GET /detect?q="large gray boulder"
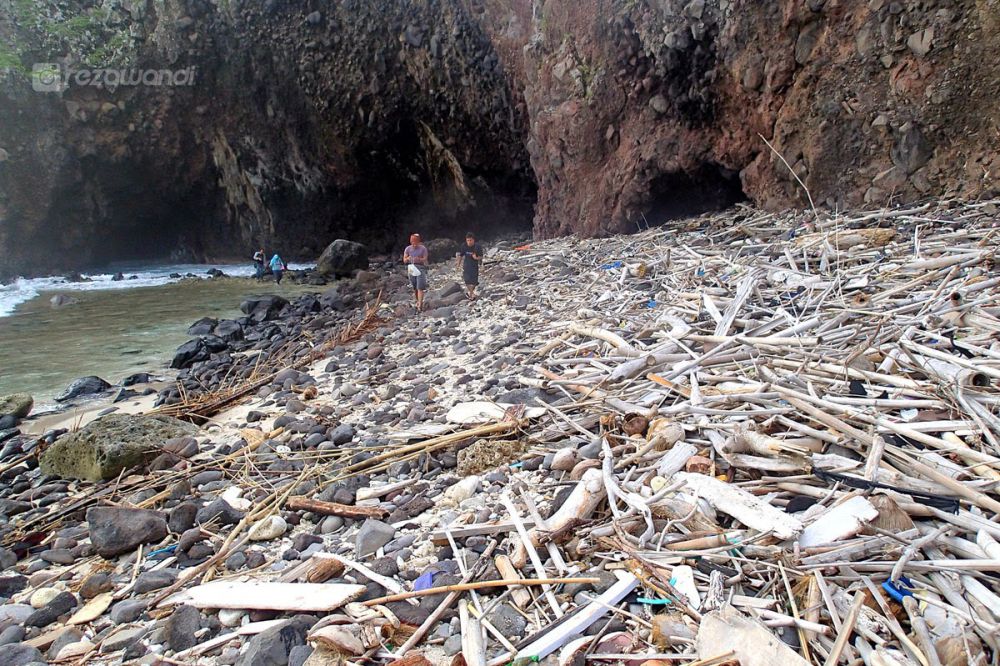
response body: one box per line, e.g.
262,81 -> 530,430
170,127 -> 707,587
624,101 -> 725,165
0,394 -> 33,419
316,240 -> 368,277
423,238 -> 460,264
39,414 -> 198,481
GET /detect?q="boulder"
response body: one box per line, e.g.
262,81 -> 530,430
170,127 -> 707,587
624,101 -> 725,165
171,335 -> 229,369
423,238 -> 460,264
187,317 -> 218,336
316,239 -> 369,277
0,394 -> 32,420
213,319 -> 244,341
55,376 -> 111,402
240,295 -> 290,322
39,414 -> 198,481
87,507 -> 168,558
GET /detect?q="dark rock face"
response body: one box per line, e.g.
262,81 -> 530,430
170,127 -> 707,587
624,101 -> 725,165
316,240 -> 369,277
86,506 -> 168,558
1,2 -> 998,280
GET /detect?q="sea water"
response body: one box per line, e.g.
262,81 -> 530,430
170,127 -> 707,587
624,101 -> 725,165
0,263 -> 316,403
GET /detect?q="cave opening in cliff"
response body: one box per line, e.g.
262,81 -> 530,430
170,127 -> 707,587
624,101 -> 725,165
341,120 -> 537,254
640,164 -> 746,227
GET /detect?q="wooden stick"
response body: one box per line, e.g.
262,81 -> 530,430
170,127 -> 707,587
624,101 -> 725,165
284,496 -> 388,520
823,591 -> 865,666
363,577 -> 599,606
495,554 -> 532,609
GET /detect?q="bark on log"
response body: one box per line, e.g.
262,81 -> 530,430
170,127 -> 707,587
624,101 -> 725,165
285,496 -> 388,520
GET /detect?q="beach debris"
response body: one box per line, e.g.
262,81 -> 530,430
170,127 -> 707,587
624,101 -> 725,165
3,201 -> 1000,665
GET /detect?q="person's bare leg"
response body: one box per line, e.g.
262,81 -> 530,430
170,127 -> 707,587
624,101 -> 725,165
417,289 -> 425,311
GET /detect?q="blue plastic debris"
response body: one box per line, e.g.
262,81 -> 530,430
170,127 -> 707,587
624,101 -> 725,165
146,544 -> 178,558
882,576 -> 915,603
600,261 -> 624,270
414,570 -> 446,591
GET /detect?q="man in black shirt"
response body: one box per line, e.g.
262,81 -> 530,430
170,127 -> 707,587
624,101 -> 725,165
456,232 -> 483,300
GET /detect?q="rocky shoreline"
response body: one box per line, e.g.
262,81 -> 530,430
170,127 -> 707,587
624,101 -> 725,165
2,203 -> 1000,666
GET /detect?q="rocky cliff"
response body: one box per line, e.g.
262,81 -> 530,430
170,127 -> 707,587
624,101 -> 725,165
1,0 -> 998,278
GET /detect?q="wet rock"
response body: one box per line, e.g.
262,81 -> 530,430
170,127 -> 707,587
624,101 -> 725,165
165,604 -> 201,652
355,519 -> 396,557
187,317 -> 219,335
87,506 -> 168,558
240,295 -> 290,322
55,376 -> 112,402
40,414 -> 198,481
316,239 -> 369,277
214,319 -> 244,341
171,336 -> 229,369
0,394 -> 32,420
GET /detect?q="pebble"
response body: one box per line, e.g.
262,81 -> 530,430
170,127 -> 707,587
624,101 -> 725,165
134,569 -> 177,594
0,643 -> 44,666
219,608 -> 245,628
165,604 -> 201,652
443,475 -> 480,505
355,519 -> 396,557
30,587 -> 60,608
110,599 -> 147,624
79,572 -> 113,599
87,507 -> 168,558
248,515 -> 288,541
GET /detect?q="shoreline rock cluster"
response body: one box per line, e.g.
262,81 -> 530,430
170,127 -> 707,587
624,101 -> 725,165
2,203 -> 1000,666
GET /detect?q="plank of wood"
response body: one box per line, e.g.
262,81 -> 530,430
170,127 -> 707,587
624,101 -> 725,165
513,572 -> 639,661
429,520 -> 536,545
285,496 -> 388,520
162,581 -> 366,611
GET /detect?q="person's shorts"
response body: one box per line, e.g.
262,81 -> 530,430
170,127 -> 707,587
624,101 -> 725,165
463,264 -> 479,286
409,271 -> 428,291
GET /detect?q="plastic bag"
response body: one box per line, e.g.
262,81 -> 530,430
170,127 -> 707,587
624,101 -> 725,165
407,263 -> 421,277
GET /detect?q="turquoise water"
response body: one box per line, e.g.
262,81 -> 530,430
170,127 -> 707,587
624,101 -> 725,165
0,274 -> 317,404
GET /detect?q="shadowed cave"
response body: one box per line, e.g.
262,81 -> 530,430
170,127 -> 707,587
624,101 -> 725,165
640,164 -> 748,227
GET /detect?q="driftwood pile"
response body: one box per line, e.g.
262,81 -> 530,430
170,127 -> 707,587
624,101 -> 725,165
484,201 -> 1000,666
